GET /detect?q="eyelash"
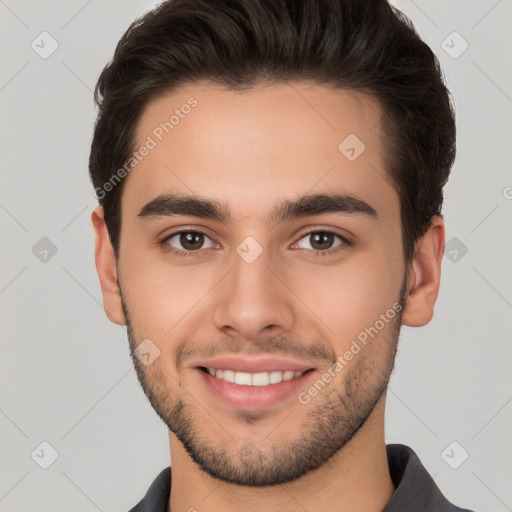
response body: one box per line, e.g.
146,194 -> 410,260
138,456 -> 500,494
159,229 -> 351,259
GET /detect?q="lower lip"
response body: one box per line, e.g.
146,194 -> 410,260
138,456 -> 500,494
196,368 -> 316,410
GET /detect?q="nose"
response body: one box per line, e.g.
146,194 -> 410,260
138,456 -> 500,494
212,242 -> 295,340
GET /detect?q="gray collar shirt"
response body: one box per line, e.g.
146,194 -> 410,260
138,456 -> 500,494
128,444 -> 476,512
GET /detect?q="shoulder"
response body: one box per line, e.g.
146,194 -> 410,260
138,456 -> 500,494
384,444 -> 477,512
127,466 -> 171,512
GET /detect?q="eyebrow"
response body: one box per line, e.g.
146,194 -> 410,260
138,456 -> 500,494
136,192 -> 378,225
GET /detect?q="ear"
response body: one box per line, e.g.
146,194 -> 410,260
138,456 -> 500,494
91,205 -> 126,326
401,215 -> 445,327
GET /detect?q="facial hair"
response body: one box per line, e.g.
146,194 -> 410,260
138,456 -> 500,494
121,278 -> 406,487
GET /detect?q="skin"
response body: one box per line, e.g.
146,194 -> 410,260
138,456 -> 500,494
92,82 -> 444,512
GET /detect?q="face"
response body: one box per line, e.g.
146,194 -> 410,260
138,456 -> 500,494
112,82 -> 409,486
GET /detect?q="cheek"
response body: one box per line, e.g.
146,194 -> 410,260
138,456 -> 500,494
292,250 -> 403,347
120,246 -> 216,339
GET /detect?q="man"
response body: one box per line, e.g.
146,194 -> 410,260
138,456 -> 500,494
89,0 -> 475,510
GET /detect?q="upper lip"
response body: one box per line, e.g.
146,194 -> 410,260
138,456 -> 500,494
194,356 -> 316,373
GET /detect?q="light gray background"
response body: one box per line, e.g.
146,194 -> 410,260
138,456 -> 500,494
1,0 -> 511,511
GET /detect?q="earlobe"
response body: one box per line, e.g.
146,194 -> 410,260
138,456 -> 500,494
401,216 -> 445,327
91,205 -> 126,326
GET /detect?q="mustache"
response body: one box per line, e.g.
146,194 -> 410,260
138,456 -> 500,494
175,336 -> 336,370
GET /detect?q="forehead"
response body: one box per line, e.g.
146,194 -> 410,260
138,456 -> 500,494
122,82 -> 397,223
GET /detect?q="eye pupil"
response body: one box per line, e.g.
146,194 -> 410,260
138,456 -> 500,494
311,232 -> 334,250
181,232 -> 203,250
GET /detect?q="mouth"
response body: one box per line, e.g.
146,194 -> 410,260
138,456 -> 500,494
194,362 -> 318,410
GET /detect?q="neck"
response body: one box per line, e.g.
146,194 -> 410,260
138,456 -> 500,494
168,395 -> 394,512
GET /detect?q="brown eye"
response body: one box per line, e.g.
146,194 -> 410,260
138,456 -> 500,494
179,232 -> 204,250
310,232 -> 336,250
296,231 -> 344,252
163,231 -> 215,253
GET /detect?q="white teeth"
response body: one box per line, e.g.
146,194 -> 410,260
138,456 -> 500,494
269,371 -> 283,384
205,368 -> 305,386
234,371 -> 252,385
222,369 -> 235,383
251,372 -> 270,386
